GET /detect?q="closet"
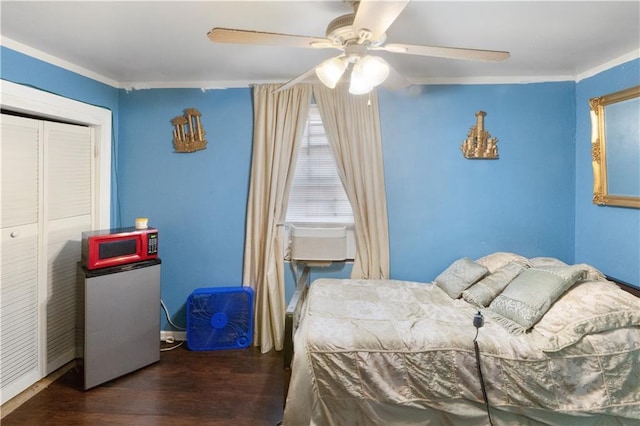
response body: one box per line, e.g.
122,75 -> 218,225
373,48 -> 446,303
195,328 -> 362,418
1,113 -> 94,404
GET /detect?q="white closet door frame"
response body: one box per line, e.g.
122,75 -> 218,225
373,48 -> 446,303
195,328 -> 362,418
0,80 -> 111,230
0,81 -> 111,399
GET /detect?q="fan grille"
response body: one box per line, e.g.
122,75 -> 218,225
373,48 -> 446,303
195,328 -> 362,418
186,287 -> 254,351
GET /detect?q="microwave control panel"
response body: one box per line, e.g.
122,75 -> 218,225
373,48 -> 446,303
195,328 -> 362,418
147,233 -> 159,255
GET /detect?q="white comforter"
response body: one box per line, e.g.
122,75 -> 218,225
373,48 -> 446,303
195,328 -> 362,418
283,278 -> 640,425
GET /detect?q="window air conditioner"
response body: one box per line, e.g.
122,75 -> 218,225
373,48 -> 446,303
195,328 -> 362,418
289,226 -> 348,262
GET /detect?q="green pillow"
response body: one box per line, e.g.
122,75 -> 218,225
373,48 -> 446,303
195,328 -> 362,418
434,257 -> 488,299
489,265 -> 587,333
462,261 -> 528,307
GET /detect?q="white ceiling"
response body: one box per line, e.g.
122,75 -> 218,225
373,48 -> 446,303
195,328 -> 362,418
1,1 -> 639,90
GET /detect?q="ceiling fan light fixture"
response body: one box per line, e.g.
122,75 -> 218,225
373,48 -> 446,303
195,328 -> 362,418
349,65 -> 373,95
358,55 -> 390,87
315,57 -> 347,89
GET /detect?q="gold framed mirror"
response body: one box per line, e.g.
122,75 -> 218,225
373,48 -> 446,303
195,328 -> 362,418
590,85 -> 640,208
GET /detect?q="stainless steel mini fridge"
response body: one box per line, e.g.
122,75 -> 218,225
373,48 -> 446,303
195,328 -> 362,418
79,259 -> 161,390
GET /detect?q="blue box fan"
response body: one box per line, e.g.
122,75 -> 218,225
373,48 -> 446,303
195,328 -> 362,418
186,286 -> 254,351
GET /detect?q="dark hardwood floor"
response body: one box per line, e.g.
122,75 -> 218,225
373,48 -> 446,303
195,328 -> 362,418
2,344 -> 285,425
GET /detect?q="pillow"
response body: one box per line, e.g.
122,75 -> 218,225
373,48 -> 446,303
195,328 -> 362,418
462,261 -> 529,307
529,257 -> 568,268
475,252 -> 532,273
434,257 -> 489,299
574,263 -> 607,282
488,265 -> 587,333
531,258 -> 606,281
533,279 -> 640,351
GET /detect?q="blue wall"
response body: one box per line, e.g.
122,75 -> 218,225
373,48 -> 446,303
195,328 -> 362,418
118,89 -> 253,325
380,83 -> 576,282
574,59 -> 640,285
3,46 -> 637,331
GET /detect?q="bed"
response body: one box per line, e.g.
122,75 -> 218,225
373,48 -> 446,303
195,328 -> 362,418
282,253 -> 640,425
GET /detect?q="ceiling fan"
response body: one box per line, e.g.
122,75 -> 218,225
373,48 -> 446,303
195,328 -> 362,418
207,0 -> 510,94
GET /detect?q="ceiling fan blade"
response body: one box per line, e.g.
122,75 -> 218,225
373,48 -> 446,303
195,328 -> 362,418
379,59 -> 412,91
353,0 -> 411,41
208,27 -> 333,49
272,67 -> 318,93
382,43 -> 510,61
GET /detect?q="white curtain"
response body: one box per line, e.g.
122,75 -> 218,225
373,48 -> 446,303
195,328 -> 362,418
243,84 -> 312,353
313,84 -> 390,279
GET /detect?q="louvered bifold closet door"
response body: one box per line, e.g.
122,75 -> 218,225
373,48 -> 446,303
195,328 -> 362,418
1,115 -> 43,405
45,122 -> 92,374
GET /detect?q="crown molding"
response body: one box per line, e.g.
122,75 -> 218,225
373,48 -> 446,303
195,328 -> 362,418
576,49 -> 640,82
1,36 -> 120,88
3,36 -> 638,90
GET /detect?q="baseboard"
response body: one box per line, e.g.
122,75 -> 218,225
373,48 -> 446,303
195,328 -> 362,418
1,360 -> 77,419
161,330 -> 186,342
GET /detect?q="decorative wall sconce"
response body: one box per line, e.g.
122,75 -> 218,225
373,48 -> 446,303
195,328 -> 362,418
461,111 -> 499,159
171,108 -> 207,153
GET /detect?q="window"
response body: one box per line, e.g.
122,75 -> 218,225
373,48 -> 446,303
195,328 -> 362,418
286,104 -> 354,224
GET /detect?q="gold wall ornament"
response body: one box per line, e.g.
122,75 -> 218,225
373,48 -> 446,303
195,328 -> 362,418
590,85 -> 640,208
171,108 -> 207,153
461,111 -> 499,159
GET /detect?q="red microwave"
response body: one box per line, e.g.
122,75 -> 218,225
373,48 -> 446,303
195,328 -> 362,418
81,227 -> 158,270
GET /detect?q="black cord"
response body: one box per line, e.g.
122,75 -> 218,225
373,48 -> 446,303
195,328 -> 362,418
474,313 -> 494,426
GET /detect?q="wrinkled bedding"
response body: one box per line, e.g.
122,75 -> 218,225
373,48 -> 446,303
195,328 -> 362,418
283,278 -> 640,425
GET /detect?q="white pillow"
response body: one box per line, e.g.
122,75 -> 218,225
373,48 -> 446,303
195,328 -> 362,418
529,257 -> 568,268
534,279 -> 640,351
476,252 -> 532,273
